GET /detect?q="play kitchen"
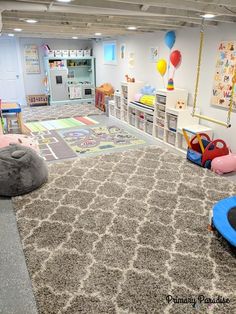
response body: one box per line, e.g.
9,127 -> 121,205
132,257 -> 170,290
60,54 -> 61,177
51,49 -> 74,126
44,51 -> 95,105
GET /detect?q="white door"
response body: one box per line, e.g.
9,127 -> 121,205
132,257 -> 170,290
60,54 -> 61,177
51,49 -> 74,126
0,38 -> 25,105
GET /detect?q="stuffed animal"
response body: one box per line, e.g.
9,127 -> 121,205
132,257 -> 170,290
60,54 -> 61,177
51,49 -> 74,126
211,152 -> 236,175
176,99 -> 186,110
0,134 -> 39,152
140,85 -> 156,95
125,75 -> 135,82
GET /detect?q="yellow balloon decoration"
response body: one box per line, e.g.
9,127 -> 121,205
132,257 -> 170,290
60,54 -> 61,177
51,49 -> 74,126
156,59 -> 167,77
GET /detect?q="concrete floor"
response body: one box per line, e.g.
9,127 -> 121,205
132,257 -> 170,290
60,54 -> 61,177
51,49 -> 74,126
0,113 -> 236,314
0,197 -> 38,314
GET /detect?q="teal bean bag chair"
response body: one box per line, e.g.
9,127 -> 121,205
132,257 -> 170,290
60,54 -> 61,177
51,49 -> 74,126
0,144 -> 48,197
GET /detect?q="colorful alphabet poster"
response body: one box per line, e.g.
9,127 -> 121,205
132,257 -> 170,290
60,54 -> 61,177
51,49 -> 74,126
24,45 -> 40,74
211,41 -> 236,110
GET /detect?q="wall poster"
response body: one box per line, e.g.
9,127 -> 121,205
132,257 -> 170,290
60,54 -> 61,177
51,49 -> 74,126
150,47 -> 158,62
211,41 -> 236,110
24,45 -> 41,74
128,52 -> 135,68
120,43 -> 126,60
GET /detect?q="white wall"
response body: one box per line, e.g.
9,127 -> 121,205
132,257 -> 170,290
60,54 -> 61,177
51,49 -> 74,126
19,38 -> 92,103
93,24 -> 236,151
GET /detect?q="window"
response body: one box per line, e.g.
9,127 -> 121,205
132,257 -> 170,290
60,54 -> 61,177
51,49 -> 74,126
103,41 -> 117,65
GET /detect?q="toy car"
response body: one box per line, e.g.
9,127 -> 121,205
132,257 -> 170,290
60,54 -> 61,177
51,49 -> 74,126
182,130 -> 229,169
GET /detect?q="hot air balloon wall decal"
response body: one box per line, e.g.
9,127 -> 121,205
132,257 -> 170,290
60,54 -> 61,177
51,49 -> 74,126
168,49 -> 182,90
156,30 -> 182,91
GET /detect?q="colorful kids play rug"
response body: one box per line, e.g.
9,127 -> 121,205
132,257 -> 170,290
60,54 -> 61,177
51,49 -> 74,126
58,125 -> 146,156
25,116 -> 97,132
25,117 -> 99,161
25,117 -> 147,160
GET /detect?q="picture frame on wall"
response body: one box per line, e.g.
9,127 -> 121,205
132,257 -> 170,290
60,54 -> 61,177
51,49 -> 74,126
120,43 -> 126,60
150,47 -> 159,62
24,44 -> 41,74
128,52 -> 135,69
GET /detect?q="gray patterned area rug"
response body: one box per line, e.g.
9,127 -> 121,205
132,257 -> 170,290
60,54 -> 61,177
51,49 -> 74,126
13,147 -> 236,314
22,103 -> 103,122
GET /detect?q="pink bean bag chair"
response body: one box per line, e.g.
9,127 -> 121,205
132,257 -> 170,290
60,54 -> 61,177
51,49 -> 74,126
211,152 -> 236,175
0,134 -> 39,153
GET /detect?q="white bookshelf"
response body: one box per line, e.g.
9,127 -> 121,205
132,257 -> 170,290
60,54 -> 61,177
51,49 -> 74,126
109,85 -> 213,152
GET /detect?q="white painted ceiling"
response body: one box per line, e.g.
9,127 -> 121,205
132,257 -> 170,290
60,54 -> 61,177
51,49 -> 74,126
0,0 -> 236,39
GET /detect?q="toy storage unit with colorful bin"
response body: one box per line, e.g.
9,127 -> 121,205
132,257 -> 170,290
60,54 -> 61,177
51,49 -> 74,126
109,85 -> 204,154
154,89 -> 199,151
114,91 -> 121,119
110,81 -> 143,122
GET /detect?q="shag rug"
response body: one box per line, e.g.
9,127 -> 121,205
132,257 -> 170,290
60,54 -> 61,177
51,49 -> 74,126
22,103 -> 103,122
13,147 -> 236,314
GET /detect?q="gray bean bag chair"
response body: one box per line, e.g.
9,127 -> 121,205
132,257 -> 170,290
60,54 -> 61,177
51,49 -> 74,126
0,144 -> 48,197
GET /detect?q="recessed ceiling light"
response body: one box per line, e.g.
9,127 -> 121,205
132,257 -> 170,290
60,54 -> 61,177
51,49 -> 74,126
95,32 -> 102,36
127,26 -> 137,30
57,0 -> 72,2
14,28 -> 22,32
72,36 -> 78,39
25,19 -> 38,24
8,33 -> 15,37
201,13 -> 215,19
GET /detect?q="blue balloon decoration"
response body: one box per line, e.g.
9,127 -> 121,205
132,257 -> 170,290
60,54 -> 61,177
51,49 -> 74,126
164,31 -> 176,49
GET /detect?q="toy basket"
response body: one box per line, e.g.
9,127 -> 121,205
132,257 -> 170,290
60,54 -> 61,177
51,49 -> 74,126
27,94 -> 49,106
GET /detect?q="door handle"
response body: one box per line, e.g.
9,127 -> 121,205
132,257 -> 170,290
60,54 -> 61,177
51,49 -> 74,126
16,75 -> 19,79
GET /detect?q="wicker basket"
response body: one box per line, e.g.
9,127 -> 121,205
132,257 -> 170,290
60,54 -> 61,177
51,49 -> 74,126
27,94 -> 49,106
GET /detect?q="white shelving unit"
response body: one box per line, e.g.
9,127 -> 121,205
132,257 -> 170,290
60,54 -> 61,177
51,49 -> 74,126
154,89 -> 201,151
109,85 -> 213,152
120,81 -> 144,122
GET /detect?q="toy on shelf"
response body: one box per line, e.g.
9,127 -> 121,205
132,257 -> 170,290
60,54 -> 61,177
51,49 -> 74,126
209,196 -> 236,247
133,85 -> 156,107
176,99 -> 186,109
211,152 -> 236,175
167,78 -> 174,91
125,74 -> 135,83
140,85 -> 156,95
182,129 -> 229,169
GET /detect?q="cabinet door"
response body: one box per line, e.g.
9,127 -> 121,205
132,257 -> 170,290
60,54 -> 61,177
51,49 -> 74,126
50,69 -> 69,101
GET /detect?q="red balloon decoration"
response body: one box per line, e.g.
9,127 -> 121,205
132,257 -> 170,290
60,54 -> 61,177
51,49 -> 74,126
170,50 -> 182,68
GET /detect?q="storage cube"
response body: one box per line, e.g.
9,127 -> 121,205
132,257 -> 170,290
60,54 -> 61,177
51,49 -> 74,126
77,50 -> 84,57
109,104 -> 115,116
48,50 -> 55,57
62,50 -> 69,57
146,121 -> 153,135
83,49 -> 91,56
157,126 -> 164,139
69,50 -> 77,57
167,131 -> 176,146
116,108 -> 121,119
130,113 -> 136,126
54,50 -> 63,57
167,114 -> 177,132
